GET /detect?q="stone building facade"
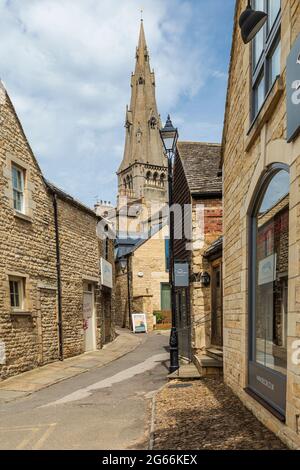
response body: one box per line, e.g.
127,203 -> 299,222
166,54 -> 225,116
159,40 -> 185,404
173,142 -> 223,364
0,82 -> 115,381
116,225 -> 169,331
222,0 -> 300,449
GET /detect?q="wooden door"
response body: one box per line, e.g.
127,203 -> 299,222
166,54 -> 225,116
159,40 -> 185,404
211,264 -> 223,347
161,283 -> 171,311
83,283 -> 96,352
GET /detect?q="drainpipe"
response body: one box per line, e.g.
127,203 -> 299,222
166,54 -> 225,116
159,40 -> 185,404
53,192 -> 64,361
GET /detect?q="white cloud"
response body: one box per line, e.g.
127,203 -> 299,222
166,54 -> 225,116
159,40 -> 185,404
0,0 -> 210,206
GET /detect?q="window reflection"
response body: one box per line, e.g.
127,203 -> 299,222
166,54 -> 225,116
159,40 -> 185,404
253,28 -> 264,70
268,40 -> 281,90
253,0 -> 265,70
255,170 -> 289,376
251,0 -> 281,120
254,73 -> 265,115
268,0 -> 281,33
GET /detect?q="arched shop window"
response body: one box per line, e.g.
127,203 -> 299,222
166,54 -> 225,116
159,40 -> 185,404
249,164 -> 290,417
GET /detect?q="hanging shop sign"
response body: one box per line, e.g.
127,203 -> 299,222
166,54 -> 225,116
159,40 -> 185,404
100,258 -> 113,289
174,262 -> 189,287
0,341 -> 6,365
83,293 -> 93,319
287,33 -> 300,142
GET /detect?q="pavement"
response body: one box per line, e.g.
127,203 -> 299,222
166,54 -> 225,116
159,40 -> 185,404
152,377 -> 288,450
0,330 -> 170,450
0,328 -> 144,404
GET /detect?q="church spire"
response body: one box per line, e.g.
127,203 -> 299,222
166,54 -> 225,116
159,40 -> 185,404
117,21 -> 166,181
136,20 -> 149,68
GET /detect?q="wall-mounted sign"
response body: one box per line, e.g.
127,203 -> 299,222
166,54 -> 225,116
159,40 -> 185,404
100,258 -> 113,289
83,293 -> 93,319
132,313 -> 148,334
174,262 -> 189,287
258,254 -> 277,286
0,341 -> 6,365
249,361 -> 286,417
287,33 -> 300,142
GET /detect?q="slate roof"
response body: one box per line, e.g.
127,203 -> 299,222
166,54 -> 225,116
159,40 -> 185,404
177,141 -> 222,195
204,236 -> 223,259
115,236 -> 142,260
46,180 -> 100,219
115,221 -> 167,260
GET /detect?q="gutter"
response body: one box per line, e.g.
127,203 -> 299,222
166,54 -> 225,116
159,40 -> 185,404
53,193 -> 64,361
191,191 -> 223,199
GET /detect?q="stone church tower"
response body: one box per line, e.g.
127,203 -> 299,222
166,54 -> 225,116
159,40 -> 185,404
117,21 -> 167,236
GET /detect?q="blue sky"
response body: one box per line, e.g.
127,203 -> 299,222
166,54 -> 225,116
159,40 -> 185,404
0,0 -> 235,207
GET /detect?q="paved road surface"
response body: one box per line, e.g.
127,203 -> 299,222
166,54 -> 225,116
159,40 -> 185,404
0,333 -> 169,450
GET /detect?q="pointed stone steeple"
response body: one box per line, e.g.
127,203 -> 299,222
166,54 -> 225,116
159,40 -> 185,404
136,19 -> 148,69
117,21 -> 167,204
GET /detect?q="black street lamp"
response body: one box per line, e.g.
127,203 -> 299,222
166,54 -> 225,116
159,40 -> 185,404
119,255 -> 132,329
119,256 -> 127,273
239,0 -> 267,44
160,115 -> 179,374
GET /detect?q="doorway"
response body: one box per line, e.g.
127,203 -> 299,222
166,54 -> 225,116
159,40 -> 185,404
103,292 -> 112,345
161,283 -> 171,311
211,263 -> 223,348
83,283 -> 96,352
248,167 -> 289,417
176,288 -> 192,361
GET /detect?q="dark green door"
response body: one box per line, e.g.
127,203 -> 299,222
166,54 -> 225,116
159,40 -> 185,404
161,283 -> 171,311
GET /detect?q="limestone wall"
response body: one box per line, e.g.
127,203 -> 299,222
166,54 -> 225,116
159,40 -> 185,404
55,197 -> 115,357
0,85 -> 115,381
131,230 -> 169,331
222,0 -> 300,448
190,198 -> 223,353
0,88 -> 57,379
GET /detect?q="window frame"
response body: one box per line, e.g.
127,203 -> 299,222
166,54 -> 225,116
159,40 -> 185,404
165,238 -> 170,272
9,276 -> 25,311
251,0 -> 281,120
248,163 -> 290,418
12,163 -> 26,214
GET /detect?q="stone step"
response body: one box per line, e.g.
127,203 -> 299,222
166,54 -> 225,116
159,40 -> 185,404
194,354 -> 223,378
168,364 -> 201,381
197,355 -> 223,368
206,348 -> 223,362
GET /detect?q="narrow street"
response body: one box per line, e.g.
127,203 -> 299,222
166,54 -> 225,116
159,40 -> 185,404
0,331 -> 291,450
0,333 -> 169,450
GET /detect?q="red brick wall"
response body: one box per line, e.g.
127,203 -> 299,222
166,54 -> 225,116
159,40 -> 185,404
204,199 -> 223,238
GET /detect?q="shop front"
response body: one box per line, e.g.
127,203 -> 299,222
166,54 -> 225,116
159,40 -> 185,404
248,166 -> 289,418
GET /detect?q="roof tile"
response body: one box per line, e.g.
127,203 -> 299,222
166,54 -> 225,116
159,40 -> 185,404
177,141 -> 222,194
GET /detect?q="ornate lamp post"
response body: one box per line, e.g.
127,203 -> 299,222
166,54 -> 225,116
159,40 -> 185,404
119,255 -> 131,329
160,115 -> 179,373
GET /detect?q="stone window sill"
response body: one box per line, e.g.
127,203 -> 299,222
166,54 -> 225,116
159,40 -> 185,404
14,211 -> 33,223
10,310 -> 32,317
245,76 -> 284,153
